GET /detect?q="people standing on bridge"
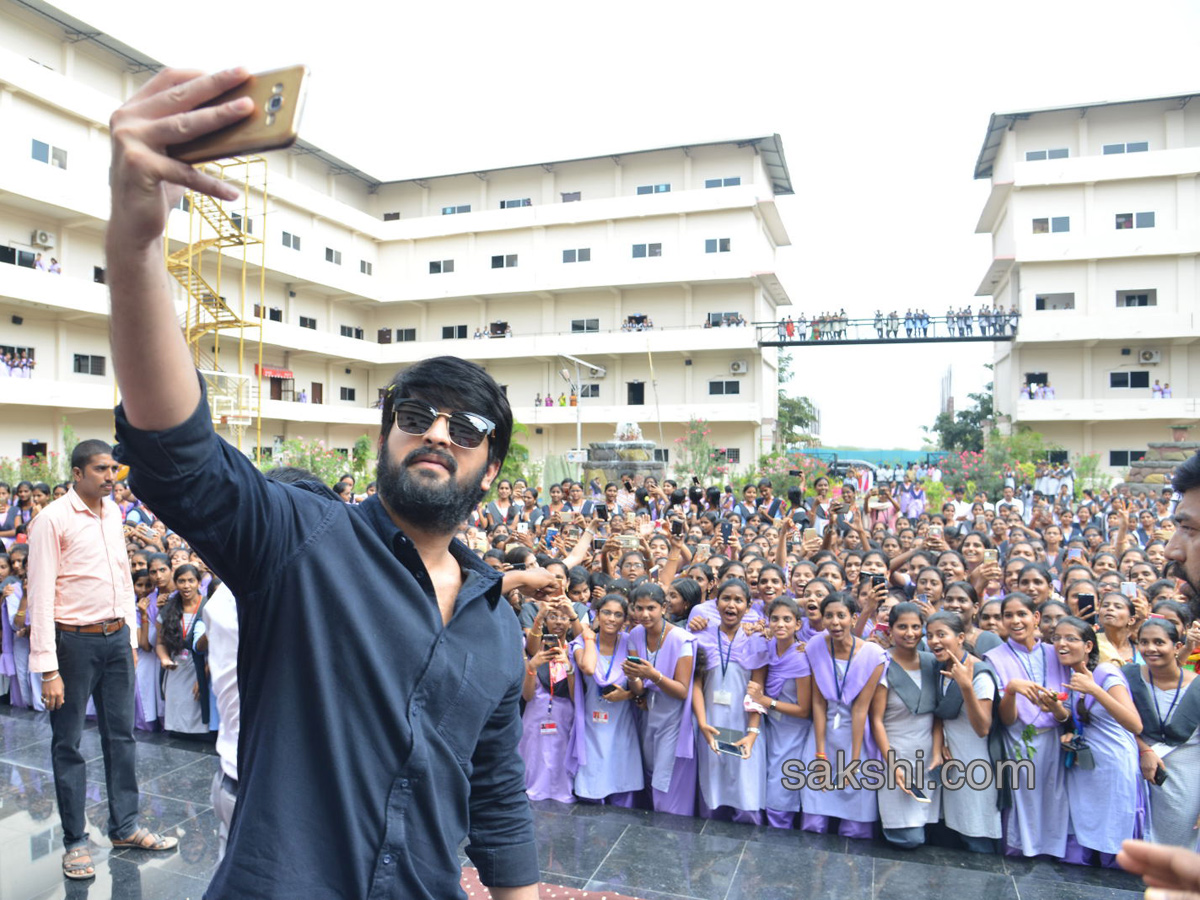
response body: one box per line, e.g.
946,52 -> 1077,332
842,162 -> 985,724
903,310 -> 913,338
874,310 -> 884,338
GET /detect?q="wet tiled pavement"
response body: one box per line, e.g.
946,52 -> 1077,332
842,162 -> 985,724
0,705 -> 1149,899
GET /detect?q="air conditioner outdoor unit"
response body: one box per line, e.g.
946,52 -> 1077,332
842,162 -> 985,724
32,229 -> 54,247
729,360 -> 749,375
1139,349 -> 1161,364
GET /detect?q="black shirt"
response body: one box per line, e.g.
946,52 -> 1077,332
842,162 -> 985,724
114,383 -> 537,899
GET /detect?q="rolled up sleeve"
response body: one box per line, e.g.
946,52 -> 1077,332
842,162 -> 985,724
464,676 -> 539,888
27,513 -> 61,673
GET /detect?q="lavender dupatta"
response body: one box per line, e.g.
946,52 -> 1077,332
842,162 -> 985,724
629,623 -> 697,761
567,630 -> 632,774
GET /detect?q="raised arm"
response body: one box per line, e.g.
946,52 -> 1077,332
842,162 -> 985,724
107,68 -> 254,430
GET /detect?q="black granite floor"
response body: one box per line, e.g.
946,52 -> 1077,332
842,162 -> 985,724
0,704 -> 1150,900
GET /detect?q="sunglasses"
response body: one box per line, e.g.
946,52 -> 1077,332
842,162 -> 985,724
392,399 -> 495,450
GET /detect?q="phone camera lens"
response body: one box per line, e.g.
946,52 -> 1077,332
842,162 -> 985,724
266,94 -> 284,114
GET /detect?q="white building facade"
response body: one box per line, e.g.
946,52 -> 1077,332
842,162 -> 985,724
0,1 -> 793,478
974,92 -> 1200,480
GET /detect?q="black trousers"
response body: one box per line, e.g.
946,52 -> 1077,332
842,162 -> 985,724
50,626 -> 139,849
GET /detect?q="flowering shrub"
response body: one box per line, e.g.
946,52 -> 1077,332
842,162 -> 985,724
672,418 -> 726,486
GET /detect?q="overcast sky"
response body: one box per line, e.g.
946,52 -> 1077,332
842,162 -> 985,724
56,0 -> 1200,449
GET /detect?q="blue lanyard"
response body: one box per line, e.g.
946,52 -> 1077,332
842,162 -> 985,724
1068,687 -> 1084,735
718,628 -> 737,679
830,637 -> 858,704
598,636 -> 620,684
1149,668 -> 1184,729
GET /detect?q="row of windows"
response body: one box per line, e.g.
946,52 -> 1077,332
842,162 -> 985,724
389,178 -> 743,220
427,239 -> 733,273
1033,289 -> 1157,310
1024,141 -> 1149,162
1031,212 -> 1155,234
1110,450 -> 1147,466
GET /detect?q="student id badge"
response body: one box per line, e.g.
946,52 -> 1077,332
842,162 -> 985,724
713,690 -> 733,706
592,711 -> 610,724
540,722 -> 559,735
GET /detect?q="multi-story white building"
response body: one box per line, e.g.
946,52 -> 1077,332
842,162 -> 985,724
0,0 -> 793,476
974,92 -> 1200,480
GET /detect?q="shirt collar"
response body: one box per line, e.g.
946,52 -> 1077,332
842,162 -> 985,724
359,494 -> 504,608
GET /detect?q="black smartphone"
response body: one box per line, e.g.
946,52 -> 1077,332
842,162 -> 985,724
671,519 -> 685,536
509,563 -> 527,571
595,505 -> 608,521
788,469 -> 802,476
541,633 -> 559,651
1153,765 -> 1168,786
600,684 -> 619,697
1076,593 -> 1095,617
721,522 -> 732,541
626,655 -> 644,665
871,573 -> 887,588
692,476 -> 701,486
624,479 -> 633,492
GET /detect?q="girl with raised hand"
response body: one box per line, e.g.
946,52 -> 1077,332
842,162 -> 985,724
870,603 -> 942,848
984,593 -> 1070,858
927,611 -> 1001,853
800,591 -> 888,839
692,579 -> 769,824
518,604 -> 576,803
569,594 -> 644,806
746,596 -> 812,829
1125,618 -> 1200,849
623,582 -> 697,816
1045,617 -> 1142,866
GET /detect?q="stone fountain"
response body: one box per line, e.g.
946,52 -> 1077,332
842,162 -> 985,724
584,421 -> 667,486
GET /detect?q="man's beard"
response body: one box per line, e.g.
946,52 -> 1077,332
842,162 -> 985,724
1164,560 -> 1199,601
376,445 -> 489,535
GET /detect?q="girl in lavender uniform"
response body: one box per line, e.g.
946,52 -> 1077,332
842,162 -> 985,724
518,604 -> 576,804
569,594 -> 644,805
692,579 -> 769,824
132,569 -> 161,730
984,593 -> 1070,858
797,578 -> 833,644
800,591 -> 888,838
746,596 -> 812,829
1047,617 -> 1143,866
1,554 -> 19,704
624,582 -> 697,816
1124,619 -> 1200,851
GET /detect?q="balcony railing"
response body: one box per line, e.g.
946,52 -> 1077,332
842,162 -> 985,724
756,313 -> 1019,346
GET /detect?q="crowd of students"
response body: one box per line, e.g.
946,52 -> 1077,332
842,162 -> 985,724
3,459 -> 1199,866
470,465 -> 1200,863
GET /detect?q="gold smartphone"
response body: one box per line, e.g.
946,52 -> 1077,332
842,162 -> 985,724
168,65 -> 309,164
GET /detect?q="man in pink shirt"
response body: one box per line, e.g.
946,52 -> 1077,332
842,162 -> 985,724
27,439 -> 178,880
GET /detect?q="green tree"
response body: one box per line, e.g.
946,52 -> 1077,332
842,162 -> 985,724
926,385 -> 994,453
775,352 -> 820,447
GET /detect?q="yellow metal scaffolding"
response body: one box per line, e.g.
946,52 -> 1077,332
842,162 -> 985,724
165,157 -> 268,454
